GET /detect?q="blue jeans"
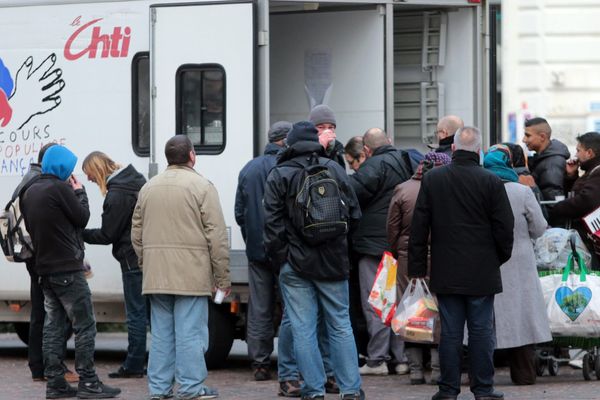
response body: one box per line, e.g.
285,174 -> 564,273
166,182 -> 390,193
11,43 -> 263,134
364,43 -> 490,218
147,295 -> 210,398
437,294 -> 496,397
278,308 -> 298,381
122,269 -> 148,373
279,263 -> 361,397
41,271 -> 98,384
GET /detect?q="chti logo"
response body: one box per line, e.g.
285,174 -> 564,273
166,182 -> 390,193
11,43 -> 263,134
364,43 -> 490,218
64,17 -> 131,61
0,54 -> 65,130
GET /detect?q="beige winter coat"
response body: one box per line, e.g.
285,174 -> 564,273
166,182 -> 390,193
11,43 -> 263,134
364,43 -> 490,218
131,165 -> 230,296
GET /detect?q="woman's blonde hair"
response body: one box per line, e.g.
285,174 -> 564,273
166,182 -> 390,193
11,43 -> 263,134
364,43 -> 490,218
82,151 -> 121,196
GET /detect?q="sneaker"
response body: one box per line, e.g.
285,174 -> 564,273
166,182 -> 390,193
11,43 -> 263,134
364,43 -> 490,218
431,392 -> 458,400
108,366 -> 144,379
358,363 -> 388,376
395,363 -> 409,375
278,380 -> 301,397
475,391 -> 504,400
341,389 -> 366,400
77,380 -> 121,399
46,382 -> 78,399
149,395 -> 174,400
179,387 -> 219,399
300,396 -> 324,400
65,370 -> 80,383
324,376 -> 339,394
254,367 -> 272,381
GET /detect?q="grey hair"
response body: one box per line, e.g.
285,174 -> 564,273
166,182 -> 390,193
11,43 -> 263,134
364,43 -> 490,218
453,126 -> 482,153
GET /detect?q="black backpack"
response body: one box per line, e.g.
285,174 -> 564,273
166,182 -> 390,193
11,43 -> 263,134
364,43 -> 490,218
0,176 -> 39,263
286,154 -> 349,245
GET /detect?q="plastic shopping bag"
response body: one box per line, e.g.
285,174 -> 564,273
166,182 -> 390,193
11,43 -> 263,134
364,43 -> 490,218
367,251 -> 398,326
392,278 -> 439,343
540,253 -> 600,337
535,228 -> 592,271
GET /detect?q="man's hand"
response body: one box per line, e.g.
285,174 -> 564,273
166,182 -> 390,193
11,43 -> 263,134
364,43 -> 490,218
69,175 -> 83,190
566,158 -> 579,177
319,129 -> 336,151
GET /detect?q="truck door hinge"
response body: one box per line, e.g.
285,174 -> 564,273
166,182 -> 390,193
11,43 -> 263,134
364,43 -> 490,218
258,30 -> 268,46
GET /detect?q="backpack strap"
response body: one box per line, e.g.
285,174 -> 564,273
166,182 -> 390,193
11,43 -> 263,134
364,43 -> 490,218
6,175 -> 41,212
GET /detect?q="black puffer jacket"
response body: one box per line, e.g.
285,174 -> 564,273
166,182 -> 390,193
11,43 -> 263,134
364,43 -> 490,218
349,145 -> 413,257
529,139 -> 570,201
408,150 -> 515,296
326,139 -> 346,168
263,141 -> 361,281
82,165 -> 146,272
21,176 -> 90,276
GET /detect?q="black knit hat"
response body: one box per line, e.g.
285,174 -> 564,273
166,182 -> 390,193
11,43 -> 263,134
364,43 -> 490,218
286,121 -> 319,146
268,121 -> 292,143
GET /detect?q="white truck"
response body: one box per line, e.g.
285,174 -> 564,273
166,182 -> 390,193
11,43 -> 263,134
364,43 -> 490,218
0,0 -> 491,367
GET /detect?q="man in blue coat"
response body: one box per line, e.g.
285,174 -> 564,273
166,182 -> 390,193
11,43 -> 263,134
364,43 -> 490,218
234,121 -> 300,397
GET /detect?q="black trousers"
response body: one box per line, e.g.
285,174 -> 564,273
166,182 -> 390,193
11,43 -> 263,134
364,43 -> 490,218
507,344 -> 536,385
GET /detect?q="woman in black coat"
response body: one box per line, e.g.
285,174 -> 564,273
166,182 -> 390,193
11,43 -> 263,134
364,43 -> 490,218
82,152 -> 148,379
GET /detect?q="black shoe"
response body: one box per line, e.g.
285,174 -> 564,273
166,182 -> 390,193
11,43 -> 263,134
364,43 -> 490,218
431,392 -> 458,400
475,391 -> 504,400
77,380 -> 121,399
341,389 -> 366,400
46,382 -> 77,399
278,380 -> 301,397
324,376 -> 339,394
253,367 -> 272,381
108,366 -> 144,379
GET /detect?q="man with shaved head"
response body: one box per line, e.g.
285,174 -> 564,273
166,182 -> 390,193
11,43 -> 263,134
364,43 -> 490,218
522,117 -> 570,202
435,115 -> 464,156
132,135 -> 231,399
408,127 -> 514,400
349,127 -> 414,376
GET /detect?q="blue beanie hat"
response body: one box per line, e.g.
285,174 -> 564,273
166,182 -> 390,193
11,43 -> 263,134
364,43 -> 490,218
286,121 -> 319,146
42,145 -> 78,181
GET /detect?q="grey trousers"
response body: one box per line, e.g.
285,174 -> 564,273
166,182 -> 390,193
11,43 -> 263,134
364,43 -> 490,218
358,254 -> 406,367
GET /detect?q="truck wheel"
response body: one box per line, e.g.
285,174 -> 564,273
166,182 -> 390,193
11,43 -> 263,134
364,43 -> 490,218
13,322 -> 30,345
205,303 -> 235,370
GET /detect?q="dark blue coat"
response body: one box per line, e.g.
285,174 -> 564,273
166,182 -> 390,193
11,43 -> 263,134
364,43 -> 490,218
235,143 -> 283,264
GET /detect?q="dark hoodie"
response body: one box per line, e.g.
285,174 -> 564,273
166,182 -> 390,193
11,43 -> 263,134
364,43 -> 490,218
82,164 -> 146,272
529,139 -> 570,202
21,146 -> 90,275
263,141 -> 361,280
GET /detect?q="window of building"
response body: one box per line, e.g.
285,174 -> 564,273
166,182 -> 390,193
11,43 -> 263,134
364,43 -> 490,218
176,64 -> 226,154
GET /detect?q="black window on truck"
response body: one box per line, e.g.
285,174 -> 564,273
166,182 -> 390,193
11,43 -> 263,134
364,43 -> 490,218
132,52 -> 150,156
176,64 -> 226,154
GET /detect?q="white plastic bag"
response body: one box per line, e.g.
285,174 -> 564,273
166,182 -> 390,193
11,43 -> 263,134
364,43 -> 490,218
535,228 -> 591,271
367,252 -> 397,326
392,278 -> 438,343
540,254 -> 600,337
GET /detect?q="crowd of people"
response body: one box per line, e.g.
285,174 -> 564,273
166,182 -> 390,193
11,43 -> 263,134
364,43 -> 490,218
13,104 -> 600,400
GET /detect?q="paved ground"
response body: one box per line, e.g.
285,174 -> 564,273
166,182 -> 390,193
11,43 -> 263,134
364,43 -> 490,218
2,333 -> 600,399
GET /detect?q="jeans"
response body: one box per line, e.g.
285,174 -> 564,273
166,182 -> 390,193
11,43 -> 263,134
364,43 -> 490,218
437,294 -> 496,397
279,263 -> 361,397
247,262 -> 298,380
121,269 -> 148,373
358,255 -> 405,366
41,271 -> 98,383
147,295 -> 209,397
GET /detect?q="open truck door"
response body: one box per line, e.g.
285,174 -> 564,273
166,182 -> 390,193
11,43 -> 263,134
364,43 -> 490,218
150,1 -> 255,368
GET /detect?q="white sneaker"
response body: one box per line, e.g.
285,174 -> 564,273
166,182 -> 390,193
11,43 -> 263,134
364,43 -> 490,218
395,363 -> 410,375
359,363 -> 388,375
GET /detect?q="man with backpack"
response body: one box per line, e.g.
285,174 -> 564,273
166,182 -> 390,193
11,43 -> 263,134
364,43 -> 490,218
349,128 -> 413,376
8,143 -> 77,384
263,121 -> 364,400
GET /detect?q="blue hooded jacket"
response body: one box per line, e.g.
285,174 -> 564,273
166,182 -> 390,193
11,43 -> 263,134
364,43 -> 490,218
41,145 -> 77,181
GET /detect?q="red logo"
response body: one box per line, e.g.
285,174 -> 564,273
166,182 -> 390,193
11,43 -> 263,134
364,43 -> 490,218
64,17 -> 131,61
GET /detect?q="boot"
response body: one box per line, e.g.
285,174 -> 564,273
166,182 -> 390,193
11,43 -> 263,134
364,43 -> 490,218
406,347 -> 425,385
430,347 -> 440,385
